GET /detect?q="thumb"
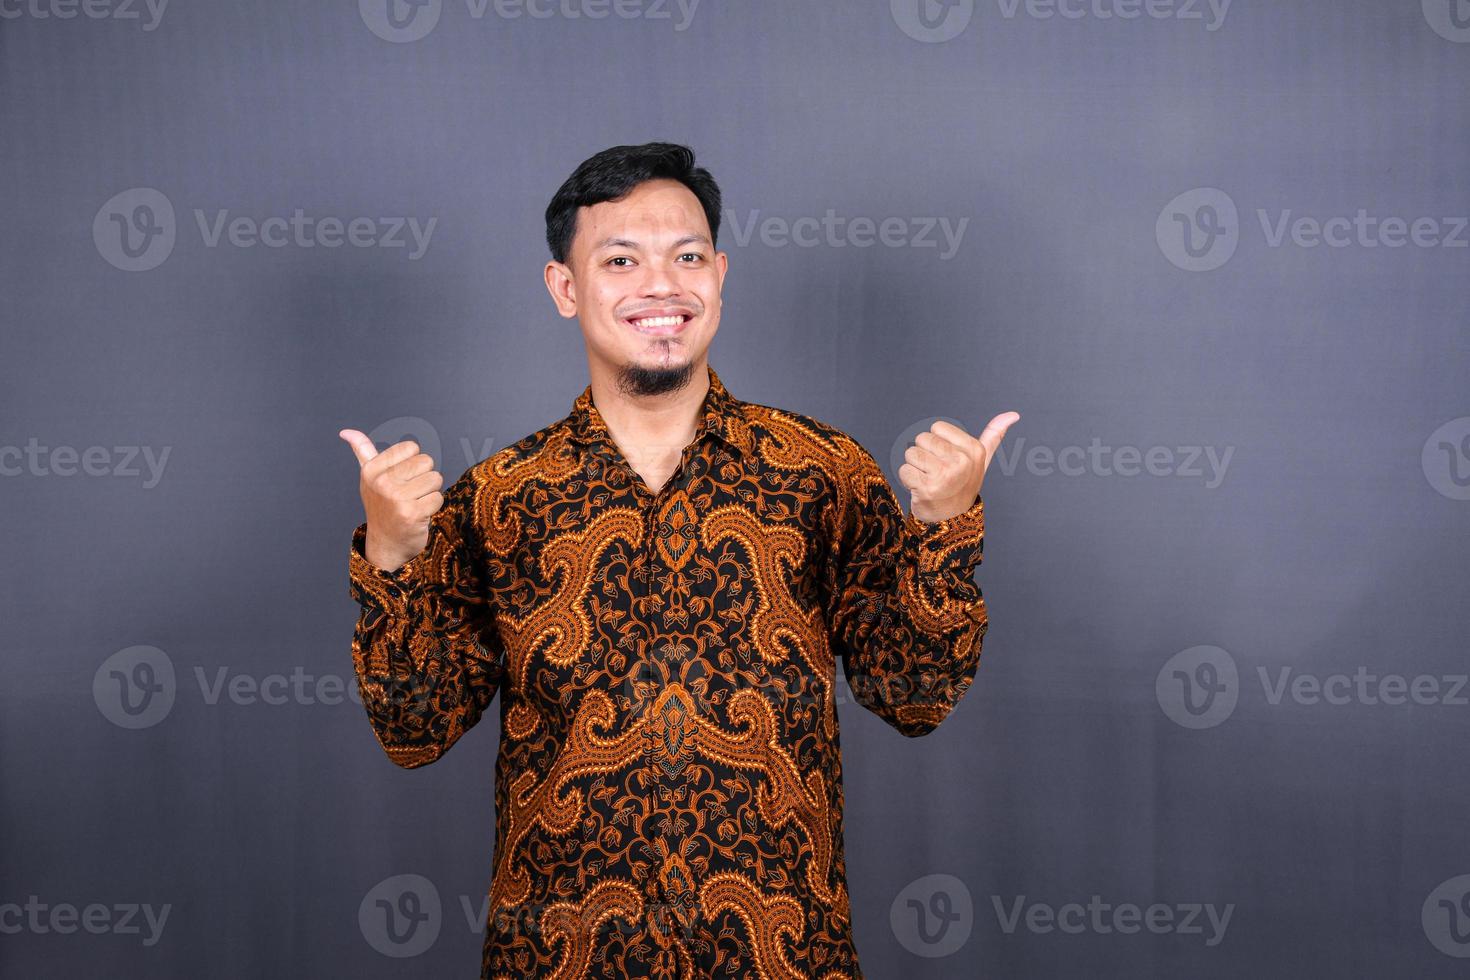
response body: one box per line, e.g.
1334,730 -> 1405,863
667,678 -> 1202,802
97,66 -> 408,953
975,411 -> 1021,463
338,429 -> 379,466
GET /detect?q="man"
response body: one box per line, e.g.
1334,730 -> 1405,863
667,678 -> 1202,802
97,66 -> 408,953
339,142 -> 1018,979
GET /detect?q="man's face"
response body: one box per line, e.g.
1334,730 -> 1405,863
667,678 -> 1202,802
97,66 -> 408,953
545,178 -> 727,394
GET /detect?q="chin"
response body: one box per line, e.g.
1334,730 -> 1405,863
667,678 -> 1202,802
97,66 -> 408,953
614,354 -> 701,396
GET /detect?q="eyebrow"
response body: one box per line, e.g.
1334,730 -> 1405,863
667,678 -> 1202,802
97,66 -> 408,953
591,234 -> 711,252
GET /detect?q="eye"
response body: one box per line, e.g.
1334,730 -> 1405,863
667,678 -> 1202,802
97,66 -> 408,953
678,252 -> 703,262
606,256 -> 633,267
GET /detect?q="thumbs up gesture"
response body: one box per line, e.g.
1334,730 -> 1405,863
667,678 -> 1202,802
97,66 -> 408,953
900,412 -> 1020,524
339,429 -> 445,572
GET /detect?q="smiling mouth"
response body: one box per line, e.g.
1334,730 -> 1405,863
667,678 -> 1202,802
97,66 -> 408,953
624,313 -> 693,336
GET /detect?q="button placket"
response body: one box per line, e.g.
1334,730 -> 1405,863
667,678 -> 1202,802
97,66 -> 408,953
645,441 -> 705,934
590,430 -> 708,938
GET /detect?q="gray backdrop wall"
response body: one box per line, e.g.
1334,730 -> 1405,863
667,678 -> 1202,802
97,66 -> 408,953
4,0 -> 1469,976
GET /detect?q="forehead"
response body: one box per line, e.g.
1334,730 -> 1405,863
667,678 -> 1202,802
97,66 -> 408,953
575,179 -> 710,251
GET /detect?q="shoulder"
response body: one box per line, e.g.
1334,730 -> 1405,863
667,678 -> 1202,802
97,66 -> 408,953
448,415 -> 578,502
739,400 -> 886,487
438,417 -> 578,555
741,403 -> 899,549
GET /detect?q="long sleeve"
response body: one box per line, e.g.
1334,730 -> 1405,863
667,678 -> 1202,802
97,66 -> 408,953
347,468 -> 507,768
823,444 -> 989,738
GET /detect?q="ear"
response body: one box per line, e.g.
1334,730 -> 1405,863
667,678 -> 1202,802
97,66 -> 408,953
543,260 -> 578,319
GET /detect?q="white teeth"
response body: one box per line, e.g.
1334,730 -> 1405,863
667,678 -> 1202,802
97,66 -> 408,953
630,315 -> 684,328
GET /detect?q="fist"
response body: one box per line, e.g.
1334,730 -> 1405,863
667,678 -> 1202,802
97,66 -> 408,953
339,428 -> 446,572
899,412 -> 1020,524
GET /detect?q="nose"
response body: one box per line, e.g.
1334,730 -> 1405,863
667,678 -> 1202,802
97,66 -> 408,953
636,256 -> 680,299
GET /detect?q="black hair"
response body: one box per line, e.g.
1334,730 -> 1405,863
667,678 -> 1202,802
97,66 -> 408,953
544,142 -> 722,265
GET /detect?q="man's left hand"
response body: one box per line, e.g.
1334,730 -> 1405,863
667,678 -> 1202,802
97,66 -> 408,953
900,412 -> 1021,524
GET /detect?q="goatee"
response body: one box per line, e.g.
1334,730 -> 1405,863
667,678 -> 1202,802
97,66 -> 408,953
617,361 -> 696,398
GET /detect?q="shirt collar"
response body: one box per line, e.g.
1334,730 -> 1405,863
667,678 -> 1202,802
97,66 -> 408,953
566,364 -> 755,460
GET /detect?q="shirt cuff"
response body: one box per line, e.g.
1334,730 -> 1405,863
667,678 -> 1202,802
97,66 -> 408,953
905,494 -> 985,577
348,523 -> 426,619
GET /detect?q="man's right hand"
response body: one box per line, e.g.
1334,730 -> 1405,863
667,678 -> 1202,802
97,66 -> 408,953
339,429 -> 446,573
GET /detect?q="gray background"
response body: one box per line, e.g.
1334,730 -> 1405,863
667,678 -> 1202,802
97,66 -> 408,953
4,0 -> 1469,976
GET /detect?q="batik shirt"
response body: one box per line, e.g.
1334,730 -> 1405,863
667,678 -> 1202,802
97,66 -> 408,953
348,364 -> 990,979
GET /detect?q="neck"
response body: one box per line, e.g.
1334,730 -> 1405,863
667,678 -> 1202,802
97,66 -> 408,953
587,356 -> 710,458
